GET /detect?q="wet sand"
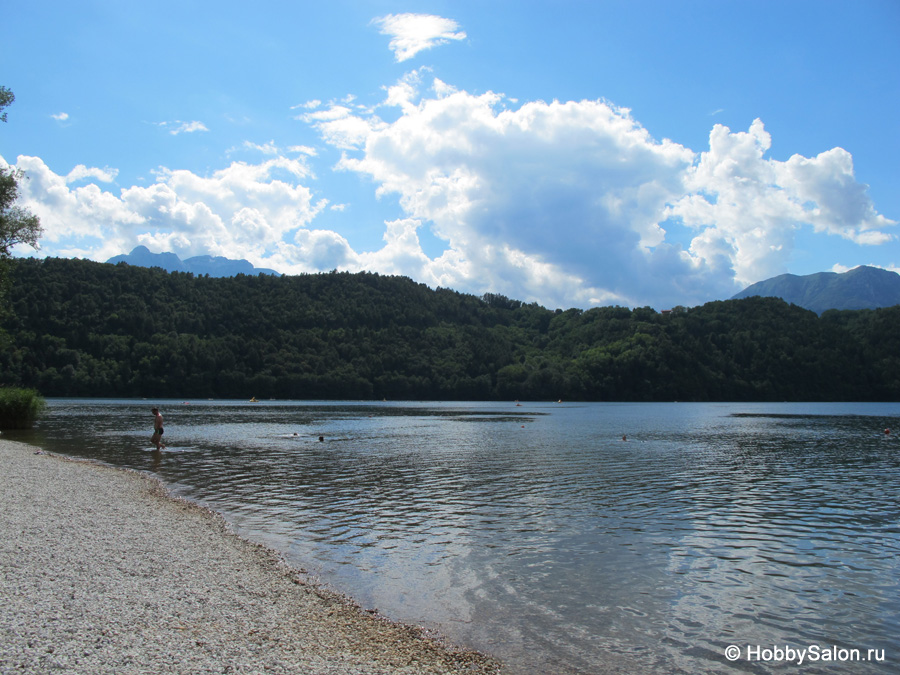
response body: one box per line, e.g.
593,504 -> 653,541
0,439 -> 503,674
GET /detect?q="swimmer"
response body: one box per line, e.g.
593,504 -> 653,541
151,407 -> 166,451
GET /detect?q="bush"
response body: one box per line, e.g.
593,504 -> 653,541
0,387 -> 46,429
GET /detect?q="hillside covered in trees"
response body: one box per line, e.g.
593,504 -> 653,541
1,257 -> 898,401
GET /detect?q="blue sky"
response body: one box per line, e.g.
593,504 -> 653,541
2,0 -> 898,309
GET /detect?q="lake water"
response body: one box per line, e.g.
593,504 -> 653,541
9,399 -> 900,674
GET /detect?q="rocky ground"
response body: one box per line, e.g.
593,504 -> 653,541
0,439 -> 503,674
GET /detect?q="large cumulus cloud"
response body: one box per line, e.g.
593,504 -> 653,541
4,153 -> 327,269
5,72 -> 894,309
308,73 -> 895,307
315,79 -> 698,306
667,119 -> 895,287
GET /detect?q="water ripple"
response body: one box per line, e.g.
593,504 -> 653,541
14,400 -> 900,674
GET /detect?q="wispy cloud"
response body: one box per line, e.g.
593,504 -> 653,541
157,120 -> 209,135
291,100 -> 322,111
832,262 -> 900,275
66,164 -> 117,183
243,140 -> 280,155
373,13 -> 466,62
51,112 -> 69,122
288,145 -> 317,156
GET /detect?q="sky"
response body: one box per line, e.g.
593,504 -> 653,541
2,0 -> 898,310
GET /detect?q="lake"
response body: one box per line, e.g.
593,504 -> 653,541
9,399 -> 900,673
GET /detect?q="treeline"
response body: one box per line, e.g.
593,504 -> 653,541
1,257 -> 898,401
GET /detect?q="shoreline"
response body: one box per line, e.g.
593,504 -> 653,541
0,439 -> 503,674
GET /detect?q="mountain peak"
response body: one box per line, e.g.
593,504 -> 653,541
732,265 -> 900,313
107,247 -> 280,278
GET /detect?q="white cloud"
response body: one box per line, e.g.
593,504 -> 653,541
4,154 -> 142,260
226,141 -> 318,161
667,119 -> 896,287
158,120 -> 209,135
51,112 -> 69,122
778,147 -> 894,243
358,218 -> 434,280
7,73 -> 894,310
243,140 -> 280,155
304,74 -> 895,307
315,80 -> 703,306
288,145 -> 317,156
373,13 -> 466,62
832,262 -> 900,275
4,153 -> 325,266
291,228 -> 359,270
66,164 -> 118,183
291,100 -> 322,111
301,105 -> 385,150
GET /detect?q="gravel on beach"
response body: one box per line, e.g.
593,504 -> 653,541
0,439 -> 503,674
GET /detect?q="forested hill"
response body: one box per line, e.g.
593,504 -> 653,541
2,257 -> 898,401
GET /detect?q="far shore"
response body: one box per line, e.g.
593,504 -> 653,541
0,439 -> 503,674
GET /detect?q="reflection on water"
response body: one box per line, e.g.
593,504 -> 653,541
10,400 -> 900,674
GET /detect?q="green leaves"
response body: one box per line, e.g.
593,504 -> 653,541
0,167 -> 42,255
0,387 -> 46,429
0,85 -> 13,123
0,86 -> 43,335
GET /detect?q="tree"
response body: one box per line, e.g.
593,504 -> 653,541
0,86 -> 13,123
0,86 -> 43,355
0,86 -> 43,304
0,167 -> 42,257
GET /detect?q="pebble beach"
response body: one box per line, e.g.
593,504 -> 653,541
0,439 -> 503,674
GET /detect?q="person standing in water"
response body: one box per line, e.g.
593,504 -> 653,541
151,407 -> 166,451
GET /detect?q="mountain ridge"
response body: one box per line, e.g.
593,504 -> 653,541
108,247 -> 900,313
107,245 -> 280,278
731,265 -> 900,314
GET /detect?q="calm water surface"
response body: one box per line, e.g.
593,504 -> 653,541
10,400 -> 900,674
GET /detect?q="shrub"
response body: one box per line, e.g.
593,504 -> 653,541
0,387 -> 46,429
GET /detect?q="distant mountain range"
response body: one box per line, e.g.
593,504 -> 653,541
108,247 -> 899,313
732,265 -> 900,314
107,246 -> 280,278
